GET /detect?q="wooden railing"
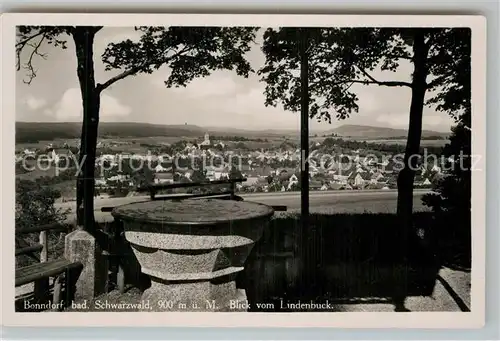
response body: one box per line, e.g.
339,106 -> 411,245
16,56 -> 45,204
134,177 -> 287,211
15,223 -> 83,311
136,177 -> 247,200
16,223 -> 68,263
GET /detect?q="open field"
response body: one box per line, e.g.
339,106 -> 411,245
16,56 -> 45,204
118,136 -> 285,150
16,165 -> 60,180
16,135 -> 289,153
15,122 -> 450,153
55,189 -> 431,223
363,139 -> 449,147
320,124 -> 450,139
15,122 -> 296,144
308,136 -> 448,147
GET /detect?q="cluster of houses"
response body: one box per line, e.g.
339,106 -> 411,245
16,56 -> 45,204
16,133 -> 443,195
237,161 -> 440,193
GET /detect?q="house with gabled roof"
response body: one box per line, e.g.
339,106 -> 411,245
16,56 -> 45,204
348,171 -> 372,187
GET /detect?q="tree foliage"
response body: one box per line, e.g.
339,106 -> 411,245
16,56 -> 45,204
101,27 -> 257,89
15,179 -> 70,267
17,26 -> 258,89
422,111 -> 471,268
259,27 -> 470,125
15,179 -> 68,229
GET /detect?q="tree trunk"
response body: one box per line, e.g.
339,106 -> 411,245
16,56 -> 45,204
73,27 -> 99,232
299,29 -> 310,228
299,28 -> 316,293
397,30 -> 429,256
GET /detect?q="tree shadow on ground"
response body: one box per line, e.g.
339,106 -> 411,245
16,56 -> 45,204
241,212 -> 445,312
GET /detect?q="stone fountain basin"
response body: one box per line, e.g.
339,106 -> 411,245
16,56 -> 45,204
111,199 -> 274,282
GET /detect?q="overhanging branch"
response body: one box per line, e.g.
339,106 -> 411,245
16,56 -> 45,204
17,27 -> 76,83
96,68 -> 139,92
97,45 -> 190,92
350,79 -> 411,87
382,53 -> 412,60
16,31 -> 45,73
311,76 -> 411,91
16,31 -> 45,49
356,65 -> 412,88
20,33 -> 48,85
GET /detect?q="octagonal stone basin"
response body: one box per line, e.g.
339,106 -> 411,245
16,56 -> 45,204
111,198 -> 274,311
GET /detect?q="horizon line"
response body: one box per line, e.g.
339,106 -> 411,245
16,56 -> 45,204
14,121 -> 452,134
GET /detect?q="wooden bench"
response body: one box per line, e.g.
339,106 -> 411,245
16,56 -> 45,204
15,223 -> 83,311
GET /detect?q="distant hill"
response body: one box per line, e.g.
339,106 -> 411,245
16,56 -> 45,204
321,124 -> 450,139
15,122 -> 298,143
15,122 -> 203,143
15,122 -> 449,144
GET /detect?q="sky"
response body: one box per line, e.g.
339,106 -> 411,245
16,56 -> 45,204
16,27 -> 454,132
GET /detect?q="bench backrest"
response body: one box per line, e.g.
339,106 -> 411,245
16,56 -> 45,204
136,177 -> 247,200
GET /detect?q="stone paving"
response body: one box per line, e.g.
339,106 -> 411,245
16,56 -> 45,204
61,266 -> 470,313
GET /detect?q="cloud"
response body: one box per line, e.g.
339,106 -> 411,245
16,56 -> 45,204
24,95 -> 47,110
217,86 -> 300,128
375,113 -> 409,127
422,114 -> 444,126
49,88 -> 132,122
356,90 -> 384,114
153,71 -> 239,98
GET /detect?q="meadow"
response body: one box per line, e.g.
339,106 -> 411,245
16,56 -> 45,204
364,139 -> 449,147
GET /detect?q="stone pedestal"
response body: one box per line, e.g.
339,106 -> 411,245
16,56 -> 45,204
111,199 -> 273,312
64,228 -> 108,300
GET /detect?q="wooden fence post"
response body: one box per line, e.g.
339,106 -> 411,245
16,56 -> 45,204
230,181 -> 236,200
39,230 -> 47,263
34,230 -> 49,304
53,275 -> 63,309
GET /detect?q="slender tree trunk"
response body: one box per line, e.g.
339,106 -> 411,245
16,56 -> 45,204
299,29 -> 310,229
73,27 -> 99,232
299,28 -> 316,293
397,31 -> 429,247
393,29 -> 430,311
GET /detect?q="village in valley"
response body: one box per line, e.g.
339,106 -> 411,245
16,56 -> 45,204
15,127 -> 446,202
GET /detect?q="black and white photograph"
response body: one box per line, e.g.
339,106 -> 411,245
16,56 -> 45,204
2,13 -> 486,328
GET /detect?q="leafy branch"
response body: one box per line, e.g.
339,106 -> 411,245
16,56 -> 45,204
17,32 -> 48,84
96,45 -> 190,92
16,26 -> 73,84
98,26 -> 259,93
354,65 -> 412,88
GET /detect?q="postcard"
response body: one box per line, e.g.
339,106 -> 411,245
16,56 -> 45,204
1,13 -> 486,328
